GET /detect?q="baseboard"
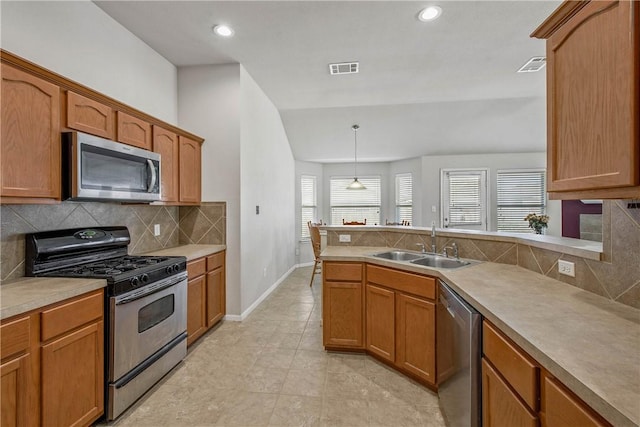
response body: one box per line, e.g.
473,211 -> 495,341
224,264 -> 298,321
297,261 -> 314,267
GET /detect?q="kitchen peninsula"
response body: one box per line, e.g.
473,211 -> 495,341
319,225 -> 639,427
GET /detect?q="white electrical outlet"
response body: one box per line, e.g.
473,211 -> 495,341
339,234 -> 351,243
263,267 -> 267,277
558,260 -> 575,277
153,224 -> 160,236
431,205 -> 437,213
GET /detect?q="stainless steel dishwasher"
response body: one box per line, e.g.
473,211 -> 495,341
437,280 -> 482,427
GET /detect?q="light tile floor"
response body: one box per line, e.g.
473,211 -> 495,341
107,267 -> 446,427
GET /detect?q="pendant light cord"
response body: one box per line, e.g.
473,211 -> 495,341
354,126 -> 358,178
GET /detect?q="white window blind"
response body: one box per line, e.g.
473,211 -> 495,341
445,171 -> 485,227
497,170 -> 546,233
330,177 -> 381,225
301,175 -> 317,240
395,173 -> 412,224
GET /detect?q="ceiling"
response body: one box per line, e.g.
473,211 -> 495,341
94,0 -> 561,163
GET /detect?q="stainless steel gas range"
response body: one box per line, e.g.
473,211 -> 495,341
25,226 -> 187,421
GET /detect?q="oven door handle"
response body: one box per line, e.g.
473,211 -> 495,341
147,159 -> 157,193
116,275 -> 186,305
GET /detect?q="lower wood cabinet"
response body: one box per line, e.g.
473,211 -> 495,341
395,292 -> 435,384
365,284 -> 395,361
482,358 -> 538,427
483,320 -> 611,427
186,251 -> 226,346
322,262 -> 364,349
542,373 -> 609,427
0,289 -> 104,427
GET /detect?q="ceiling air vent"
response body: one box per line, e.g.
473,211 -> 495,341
517,57 -> 546,73
329,62 -> 359,75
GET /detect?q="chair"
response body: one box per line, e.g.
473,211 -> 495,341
343,219 -> 366,225
307,221 -> 322,287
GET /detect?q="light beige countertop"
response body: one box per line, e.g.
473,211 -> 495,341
321,225 -> 603,260
0,277 -> 107,320
320,246 -> 640,427
0,245 -> 225,321
142,244 -> 226,261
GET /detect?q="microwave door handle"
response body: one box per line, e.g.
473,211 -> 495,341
147,159 -> 157,193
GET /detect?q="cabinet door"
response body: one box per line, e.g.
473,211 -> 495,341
41,321 -> 104,427
546,0 -> 638,192
206,267 -> 225,327
1,64 -> 61,200
395,293 -> 435,384
542,374 -> 609,427
323,281 -> 364,348
1,354 -> 31,427
66,91 -> 114,139
187,275 -> 207,346
482,359 -> 538,427
117,111 -> 152,150
178,136 -> 201,204
365,284 -> 395,362
153,126 -> 179,202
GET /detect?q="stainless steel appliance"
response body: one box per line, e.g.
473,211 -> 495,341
25,226 -> 187,421
62,131 -> 161,202
437,280 -> 482,427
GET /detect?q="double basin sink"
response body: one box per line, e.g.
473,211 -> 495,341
372,250 -> 472,269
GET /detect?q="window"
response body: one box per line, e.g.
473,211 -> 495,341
395,173 -> 412,224
330,177 -> 381,225
497,170 -> 546,233
300,175 -> 317,240
441,169 -> 488,230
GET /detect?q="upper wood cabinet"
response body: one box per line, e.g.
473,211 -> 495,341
532,0 -> 640,199
1,64 -> 61,202
152,126 -> 179,203
65,91 -> 114,139
117,111 -> 152,150
179,136 -> 202,204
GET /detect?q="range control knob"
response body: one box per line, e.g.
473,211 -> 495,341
173,263 -> 181,272
130,276 -> 140,287
141,273 -> 149,283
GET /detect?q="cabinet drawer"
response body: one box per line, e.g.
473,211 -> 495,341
324,262 -> 362,282
207,252 -> 225,271
187,258 -> 206,279
41,290 -> 103,342
0,316 -> 30,360
366,264 -> 435,300
483,321 -> 538,410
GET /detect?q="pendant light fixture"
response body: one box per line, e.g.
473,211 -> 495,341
347,124 -> 366,190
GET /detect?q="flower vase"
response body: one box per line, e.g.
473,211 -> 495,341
534,226 -> 543,235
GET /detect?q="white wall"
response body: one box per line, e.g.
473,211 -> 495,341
178,64 -> 242,315
0,1 -> 178,124
421,152 -> 562,236
239,66 -> 296,312
295,161 -> 324,264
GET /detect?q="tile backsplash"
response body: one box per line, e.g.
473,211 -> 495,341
326,200 -> 640,309
0,201 -> 226,282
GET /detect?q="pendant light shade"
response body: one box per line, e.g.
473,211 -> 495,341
347,124 -> 366,190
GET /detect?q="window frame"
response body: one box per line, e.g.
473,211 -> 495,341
329,175 -> 382,226
440,168 -> 489,231
300,175 -> 317,241
395,173 -> 413,224
496,168 -> 547,233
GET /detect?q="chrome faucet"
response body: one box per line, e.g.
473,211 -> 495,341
431,223 -> 437,253
442,242 -> 459,259
416,243 -> 427,253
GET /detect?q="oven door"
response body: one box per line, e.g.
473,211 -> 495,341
109,273 -> 187,382
65,131 -> 161,202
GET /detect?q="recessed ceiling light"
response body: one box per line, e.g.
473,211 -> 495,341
418,6 -> 442,22
212,25 -> 234,37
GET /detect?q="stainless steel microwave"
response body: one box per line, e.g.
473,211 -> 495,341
63,131 -> 161,202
